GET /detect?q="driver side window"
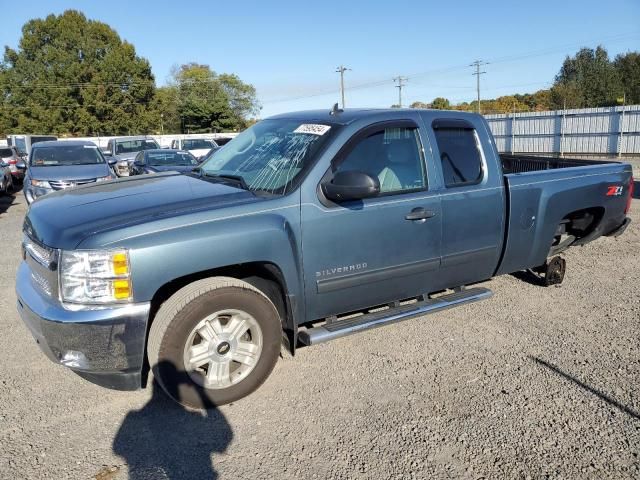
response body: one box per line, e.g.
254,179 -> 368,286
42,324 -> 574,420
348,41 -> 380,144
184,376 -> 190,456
335,127 -> 426,194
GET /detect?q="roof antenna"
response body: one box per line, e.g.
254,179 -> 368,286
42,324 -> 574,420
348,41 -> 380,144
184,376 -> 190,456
330,103 -> 343,115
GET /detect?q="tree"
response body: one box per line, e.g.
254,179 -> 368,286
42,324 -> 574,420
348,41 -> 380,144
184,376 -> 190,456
614,52 -> 640,104
171,63 -> 259,133
0,10 -> 155,135
430,97 -> 451,110
551,46 -> 622,108
410,101 -> 430,109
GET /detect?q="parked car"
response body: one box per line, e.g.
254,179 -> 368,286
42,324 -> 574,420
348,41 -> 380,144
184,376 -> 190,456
196,145 -> 223,164
130,149 -> 199,175
0,160 -> 14,195
0,146 -> 27,182
105,137 -> 160,177
170,138 -> 218,159
16,108 -> 633,409
23,140 -> 116,204
6,134 -> 57,157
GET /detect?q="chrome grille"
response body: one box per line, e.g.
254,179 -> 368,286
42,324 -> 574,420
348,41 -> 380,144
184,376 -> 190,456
49,178 -> 96,191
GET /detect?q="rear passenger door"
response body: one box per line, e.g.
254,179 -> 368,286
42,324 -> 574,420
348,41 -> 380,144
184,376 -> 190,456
428,118 -> 505,286
301,120 -> 442,320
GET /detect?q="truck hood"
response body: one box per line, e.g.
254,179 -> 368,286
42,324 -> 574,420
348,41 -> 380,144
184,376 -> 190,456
24,173 -> 262,249
28,164 -> 111,181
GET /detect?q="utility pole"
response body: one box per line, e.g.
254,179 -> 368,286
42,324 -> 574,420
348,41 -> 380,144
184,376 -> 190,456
393,76 -> 408,108
335,65 -> 351,109
160,113 -> 164,136
470,60 -> 488,114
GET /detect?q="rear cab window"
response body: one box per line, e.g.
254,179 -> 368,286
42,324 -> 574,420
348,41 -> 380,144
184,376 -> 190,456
432,119 -> 484,188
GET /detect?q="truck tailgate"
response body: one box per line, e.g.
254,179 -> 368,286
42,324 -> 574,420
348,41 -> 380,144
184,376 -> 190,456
495,162 -> 633,276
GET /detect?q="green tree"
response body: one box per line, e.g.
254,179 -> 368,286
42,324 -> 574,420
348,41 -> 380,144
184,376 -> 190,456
614,51 -> 640,104
551,46 -> 622,108
409,101 -> 430,109
0,10 -> 155,136
172,63 -> 259,133
430,97 -> 451,110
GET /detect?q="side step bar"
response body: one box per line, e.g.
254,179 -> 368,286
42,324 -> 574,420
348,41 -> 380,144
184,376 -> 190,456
298,287 -> 492,346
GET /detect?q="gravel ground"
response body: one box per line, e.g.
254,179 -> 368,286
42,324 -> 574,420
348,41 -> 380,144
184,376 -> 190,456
0,167 -> 639,480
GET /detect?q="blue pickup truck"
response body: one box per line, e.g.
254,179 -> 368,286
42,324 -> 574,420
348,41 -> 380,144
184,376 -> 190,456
16,108 -> 633,408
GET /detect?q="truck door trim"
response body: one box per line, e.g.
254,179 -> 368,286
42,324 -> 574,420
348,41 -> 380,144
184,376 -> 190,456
316,257 -> 440,293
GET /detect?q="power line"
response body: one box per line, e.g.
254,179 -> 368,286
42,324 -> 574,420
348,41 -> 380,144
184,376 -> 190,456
470,60 -> 489,113
393,76 -> 408,108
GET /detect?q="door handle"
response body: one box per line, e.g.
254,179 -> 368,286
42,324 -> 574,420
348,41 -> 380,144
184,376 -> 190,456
405,207 -> 436,222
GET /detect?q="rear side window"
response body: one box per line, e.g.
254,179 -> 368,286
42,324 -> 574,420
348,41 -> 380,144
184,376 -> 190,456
0,148 -> 12,157
433,122 -> 483,187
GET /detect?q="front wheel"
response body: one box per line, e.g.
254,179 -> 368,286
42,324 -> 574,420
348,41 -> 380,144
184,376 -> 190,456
148,277 -> 282,409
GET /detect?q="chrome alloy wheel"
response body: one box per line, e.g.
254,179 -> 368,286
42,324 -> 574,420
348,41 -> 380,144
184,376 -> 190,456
183,309 -> 263,389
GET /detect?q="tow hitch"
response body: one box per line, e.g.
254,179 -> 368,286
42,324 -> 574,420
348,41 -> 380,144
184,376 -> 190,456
532,256 -> 566,286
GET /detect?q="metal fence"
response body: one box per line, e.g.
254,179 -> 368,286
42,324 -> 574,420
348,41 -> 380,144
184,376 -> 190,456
485,105 -> 640,156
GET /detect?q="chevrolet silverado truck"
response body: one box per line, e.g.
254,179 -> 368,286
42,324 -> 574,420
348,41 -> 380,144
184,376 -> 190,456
16,108 -> 633,409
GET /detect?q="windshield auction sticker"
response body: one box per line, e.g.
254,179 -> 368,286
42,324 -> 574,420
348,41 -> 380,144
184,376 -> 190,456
294,124 -> 331,135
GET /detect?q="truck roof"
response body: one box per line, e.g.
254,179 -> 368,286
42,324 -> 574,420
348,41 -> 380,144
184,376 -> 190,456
267,108 -> 482,125
110,136 -> 156,142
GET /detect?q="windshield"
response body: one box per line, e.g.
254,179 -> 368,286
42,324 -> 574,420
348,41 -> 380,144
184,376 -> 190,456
148,151 -> 198,166
31,145 -> 105,166
115,139 -> 159,154
199,119 -> 335,194
183,139 -> 215,150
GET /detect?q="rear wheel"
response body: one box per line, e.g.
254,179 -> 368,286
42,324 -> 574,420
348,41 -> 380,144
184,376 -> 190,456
148,277 -> 282,409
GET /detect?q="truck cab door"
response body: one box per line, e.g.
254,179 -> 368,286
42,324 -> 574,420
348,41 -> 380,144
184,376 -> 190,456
427,117 -> 506,286
300,120 -> 442,321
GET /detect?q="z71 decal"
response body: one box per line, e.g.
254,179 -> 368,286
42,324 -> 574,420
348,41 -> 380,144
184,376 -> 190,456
606,185 -> 624,196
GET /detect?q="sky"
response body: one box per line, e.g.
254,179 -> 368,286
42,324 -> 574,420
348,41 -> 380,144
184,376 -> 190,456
0,0 -> 638,118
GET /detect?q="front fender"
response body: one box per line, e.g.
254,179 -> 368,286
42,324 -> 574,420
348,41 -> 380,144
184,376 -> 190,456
78,206 -> 304,327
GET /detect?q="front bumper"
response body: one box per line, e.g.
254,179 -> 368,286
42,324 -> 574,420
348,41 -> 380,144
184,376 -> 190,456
16,261 -> 150,390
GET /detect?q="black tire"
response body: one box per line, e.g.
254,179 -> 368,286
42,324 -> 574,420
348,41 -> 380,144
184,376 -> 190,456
148,277 -> 282,409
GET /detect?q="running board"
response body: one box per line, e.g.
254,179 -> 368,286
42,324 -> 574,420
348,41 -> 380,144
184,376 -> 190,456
298,287 -> 493,346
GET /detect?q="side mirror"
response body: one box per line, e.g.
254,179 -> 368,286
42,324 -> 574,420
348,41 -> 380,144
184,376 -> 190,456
0,162 -> 7,168
16,160 -> 26,170
106,157 -> 118,166
322,170 -> 380,202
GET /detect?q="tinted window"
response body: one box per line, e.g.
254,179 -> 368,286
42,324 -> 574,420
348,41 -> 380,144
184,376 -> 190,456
183,139 -> 215,149
0,148 -> 13,157
335,127 -> 425,194
31,145 -> 105,166
147,152 -> 198,166
115,139 -> 159,154
433,127 -> 483,187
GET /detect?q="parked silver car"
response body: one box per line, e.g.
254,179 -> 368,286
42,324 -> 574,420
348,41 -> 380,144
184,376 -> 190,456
0,146 -> 26,182
0,160 -> 14,195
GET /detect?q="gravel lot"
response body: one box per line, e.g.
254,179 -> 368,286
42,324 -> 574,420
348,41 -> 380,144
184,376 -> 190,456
1,164 -> 639,479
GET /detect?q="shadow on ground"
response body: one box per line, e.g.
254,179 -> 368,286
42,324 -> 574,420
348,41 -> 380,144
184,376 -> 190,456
511,270 -> 545,287
530,356 -> 640,421
112,362 -> 233,480
0,184 -> 23,217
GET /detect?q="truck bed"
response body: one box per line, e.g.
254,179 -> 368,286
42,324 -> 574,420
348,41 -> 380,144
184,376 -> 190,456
500,154 -> 619,174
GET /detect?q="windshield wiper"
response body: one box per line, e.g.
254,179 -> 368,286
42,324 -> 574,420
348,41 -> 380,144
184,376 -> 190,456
202,172 -> 251,191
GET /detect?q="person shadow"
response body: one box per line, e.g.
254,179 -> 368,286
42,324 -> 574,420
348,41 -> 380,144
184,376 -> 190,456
112,361 -> 233,479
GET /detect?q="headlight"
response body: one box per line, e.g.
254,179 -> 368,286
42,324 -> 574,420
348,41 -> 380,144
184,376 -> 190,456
60,249 -> 132,304
96,175 -> 113,182
31,179 -> 51,188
